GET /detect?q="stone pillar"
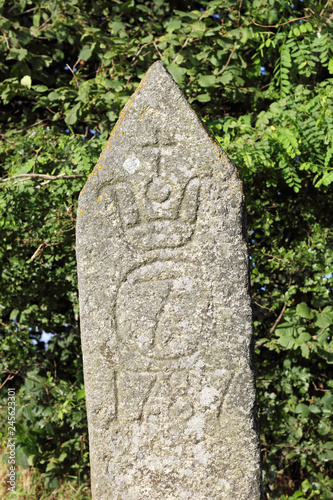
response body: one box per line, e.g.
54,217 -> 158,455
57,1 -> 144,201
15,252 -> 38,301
76,61 -> 263,499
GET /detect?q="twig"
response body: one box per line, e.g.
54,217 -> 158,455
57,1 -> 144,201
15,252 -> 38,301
270,304 -> 286,334
17,7 -> 36,15
238,0 -> 244,26
66,60 -> 80,89
1,173 -> 84,183
217,46 -> 236,76
172,35 -> 201,64
46,106 -> 56,115
252,15 -> 311,28
320,0 -> 331,18
264,252 -> 289,262
0,16 -> 30,30
133,40 -> 154,60
253,300 -> 272,312
229,86 -> 253,92
199,5 -> 209,21
33,146 -> 43,173
0,320 -> 16,335
313,326 -> 328,340
0,27 -> 10,50
39,15 -> 53,32
10,118 -> 50,135
0,373 -> 18,391
153,40 -> 163,59
30,243 -> 44,262
312,380 -> 329,392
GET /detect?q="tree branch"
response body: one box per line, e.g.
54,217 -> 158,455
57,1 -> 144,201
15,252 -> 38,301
0,372 -> 18,391
217,47 -> 236,76
252,15 -> 311,29
1,173 -> 84,184
270,304 -> 287,334
313,326 -> 328,340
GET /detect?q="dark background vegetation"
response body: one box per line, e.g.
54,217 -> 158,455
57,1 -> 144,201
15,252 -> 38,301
0,1 -> 332,498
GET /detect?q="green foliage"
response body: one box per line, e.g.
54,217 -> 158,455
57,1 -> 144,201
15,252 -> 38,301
0,0 -> 332,497
0,447 -> 91,499
0,128 -> 101,486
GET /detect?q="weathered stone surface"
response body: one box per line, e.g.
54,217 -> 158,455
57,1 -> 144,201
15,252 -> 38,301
76,61 -> 263,499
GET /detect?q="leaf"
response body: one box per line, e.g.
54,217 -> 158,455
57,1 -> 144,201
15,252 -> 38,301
44,422 -> 54,436
141,34 -> 153,44
165,20 -> 182,32
323,449 -> 333,460
315,309 -> 333,329
198,74 -> 216,87
295,403 -> 310,417
276,325 -> 295,349
300,343 -> 309,358
17,48 -> 28,61
79,45 -> 93,62
58,452 -> 68,462
121,0 -> 134,12
217,72 -> 233,85
296,302 -> 313,319
136,5 -> 152,14
318,420 -> 331,436
46,460 -> 57,472
328,59 -> 333,75
197,93 -> 211,102
30,27 -> 41,38
76,389 -> 85,399
309,404 -> 321,414
44,472 -> 59,489
317,346 -> 333,364
318,170 -> 333,187
300,23 -> 307,34
33,13 -> 40,27
166,64 -> 186,85
298,332 -> 311,342
20,75 -> 32,89
107,111 -> 117,121
27,454 -> 36,466
9,308 -> 19,320
277,335 -> 295,349
111,21 -> 125,33
33,85 -> 49,92
191,21 -> 206,38
48,91 -> 60,101
65,103 -> 81,126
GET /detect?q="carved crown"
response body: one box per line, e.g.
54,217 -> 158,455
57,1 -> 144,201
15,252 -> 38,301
115,171 -> 200,251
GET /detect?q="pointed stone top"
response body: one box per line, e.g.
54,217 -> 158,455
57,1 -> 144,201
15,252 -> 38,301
137,59 -> 183,93
128,59 -> 181,100
107,59 -> 196,145
143,59 -> 167,74
79,59 -> 238,204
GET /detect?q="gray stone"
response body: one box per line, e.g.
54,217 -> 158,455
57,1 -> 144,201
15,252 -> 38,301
76,61 -> 263,499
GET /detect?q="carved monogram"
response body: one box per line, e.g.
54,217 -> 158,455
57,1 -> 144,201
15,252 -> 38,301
116,261 -> 206,359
